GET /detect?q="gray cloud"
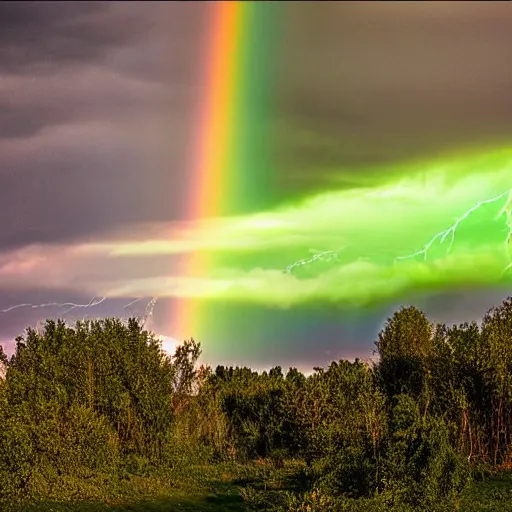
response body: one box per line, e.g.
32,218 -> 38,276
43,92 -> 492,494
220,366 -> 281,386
0,3 -> 155,74
2,1 -> 512,250
274,2 -> 512,175
0,3 -> 206,250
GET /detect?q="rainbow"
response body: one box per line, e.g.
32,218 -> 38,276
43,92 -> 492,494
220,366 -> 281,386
172,2 -> 282,342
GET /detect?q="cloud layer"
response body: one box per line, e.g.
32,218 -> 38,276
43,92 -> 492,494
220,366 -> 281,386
1,147 -> 510,312
1,3 -> 512,368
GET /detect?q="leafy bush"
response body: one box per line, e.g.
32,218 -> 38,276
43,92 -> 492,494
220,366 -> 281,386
316,441 -> 380,498
382,394 -> 471,507
28,403 -> 120,500
0,413 -> 35,503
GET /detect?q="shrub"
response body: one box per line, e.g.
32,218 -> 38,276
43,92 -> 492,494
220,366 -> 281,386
28,403 -> 120,500
382,394 -> 471,507
0,414 -> 35,503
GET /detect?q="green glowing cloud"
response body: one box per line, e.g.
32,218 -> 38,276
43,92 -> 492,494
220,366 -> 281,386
99,146 -> 512,307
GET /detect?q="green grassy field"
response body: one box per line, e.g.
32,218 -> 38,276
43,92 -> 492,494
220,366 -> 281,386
13,461 -> 265,512
10,463 -> 512,512
459,471 -> 512,512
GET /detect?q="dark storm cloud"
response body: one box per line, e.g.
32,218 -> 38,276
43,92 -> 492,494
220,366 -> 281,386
0,104 -> 66,139
0,2 -> 206,251
0,1 -> 204,138
0,70 -> 178,139
274,2 -> 512,179
0,153 -> 194,251
3,1 -> 511,250
0,2 -> 152,74
416,288 -> 512,327
0,2 -> 207,84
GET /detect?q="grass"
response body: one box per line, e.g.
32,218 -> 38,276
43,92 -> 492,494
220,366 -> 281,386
7,462 -> 512,511
12,460 -> 296,512
19,495 -> 244,512
459,471 -> 512,512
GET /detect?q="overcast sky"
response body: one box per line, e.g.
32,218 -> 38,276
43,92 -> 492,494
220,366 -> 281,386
1,2 -> 511,369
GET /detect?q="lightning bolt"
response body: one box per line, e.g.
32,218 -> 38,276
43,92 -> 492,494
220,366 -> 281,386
142,297 -> 158,328
122,296 -> 158,327
0,296 -> 107,315
284,249 -> 345,274
123,297 -> 145,310
284,189 -> 512,275
1,295 -> 159,328
395,189 -> 512,262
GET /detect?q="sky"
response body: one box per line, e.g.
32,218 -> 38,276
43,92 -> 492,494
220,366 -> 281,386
1,2 -> 512,371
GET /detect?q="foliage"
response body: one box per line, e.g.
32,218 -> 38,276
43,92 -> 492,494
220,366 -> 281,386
381,394 -> 470,507
0,412 -> 35,502
375,306 -> 433,399
3,297 -> 512,508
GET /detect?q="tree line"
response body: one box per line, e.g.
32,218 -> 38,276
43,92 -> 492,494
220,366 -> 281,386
2,298 -> 512,509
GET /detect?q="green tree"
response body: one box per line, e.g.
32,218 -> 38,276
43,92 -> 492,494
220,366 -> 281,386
375,306 -> 433,400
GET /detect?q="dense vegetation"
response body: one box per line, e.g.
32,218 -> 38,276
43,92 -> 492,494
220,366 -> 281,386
2,298 -> 512,510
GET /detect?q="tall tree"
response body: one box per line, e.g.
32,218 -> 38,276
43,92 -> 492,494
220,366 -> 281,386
375,306 -> 433,399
